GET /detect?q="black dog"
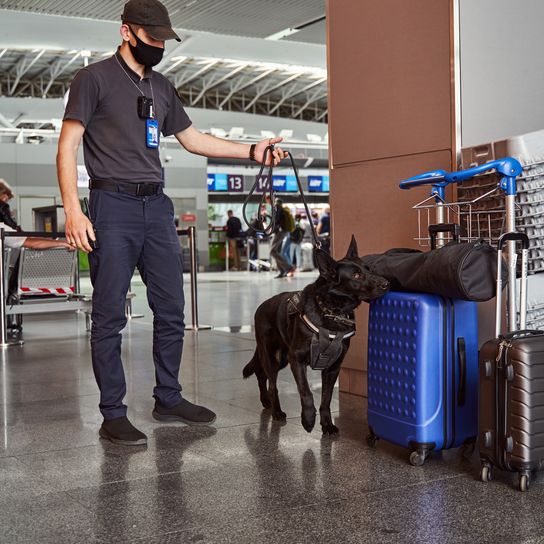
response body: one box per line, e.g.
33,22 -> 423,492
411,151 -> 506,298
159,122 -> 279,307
243,236 -> 389,434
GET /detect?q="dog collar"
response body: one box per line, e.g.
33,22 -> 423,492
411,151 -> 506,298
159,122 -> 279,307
301,313 -> 355,340
288,292 -> 355,340
315,295 -> 356,327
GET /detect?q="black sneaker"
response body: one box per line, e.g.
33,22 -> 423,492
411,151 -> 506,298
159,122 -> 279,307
275,272 -> 287,278
99,416 -> 148,446
152,398 -> 217,426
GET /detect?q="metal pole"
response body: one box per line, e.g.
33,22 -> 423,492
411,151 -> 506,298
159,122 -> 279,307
506,194 -> 517,332
246,238 -> 251,271
0,229 -> 22,347
75,250 -> 81,294
186,226 -> 211,332
225,237 -> 229,272
435,201 -> 445,247
126,281 -> 144,320
0,230 -> 7,346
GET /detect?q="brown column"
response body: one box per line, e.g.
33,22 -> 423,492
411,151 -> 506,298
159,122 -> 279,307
327,0 -> 458,396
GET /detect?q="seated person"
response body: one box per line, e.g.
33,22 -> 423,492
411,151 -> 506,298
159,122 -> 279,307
2,222 -> 73,251
0,179 -> 20,231
2,222 -> 73,337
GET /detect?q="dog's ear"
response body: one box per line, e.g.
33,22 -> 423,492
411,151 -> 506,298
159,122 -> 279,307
344,235 -> 358,260
315,248 -> 337,278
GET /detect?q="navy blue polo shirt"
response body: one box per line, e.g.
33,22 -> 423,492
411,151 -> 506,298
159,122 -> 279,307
64,49 -> 192,184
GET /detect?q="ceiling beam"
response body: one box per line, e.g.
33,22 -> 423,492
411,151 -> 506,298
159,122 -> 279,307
243,72 -> 303,111
174,59 -> 219,88
191,63 -> 248,105
268,77 -> 327,114
9,49 -> 46,96
42,51 -> 81,97
293,90 -> 328,117
218,69 -> 276,108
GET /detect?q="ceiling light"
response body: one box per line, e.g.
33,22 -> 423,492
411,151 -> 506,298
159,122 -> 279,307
265,28 -> 300,41
80,50 -> 91,58
171,56 -> 187,62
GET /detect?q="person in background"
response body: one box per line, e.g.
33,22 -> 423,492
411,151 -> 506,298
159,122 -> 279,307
246,208 -> 268,264
316,206 -> 330,236
316,206 -> 331,254
270,198 -> 291,278
311,211 -> 319,227
225,209 -> 242,271
0,179 -> 21,231
289,213 -> 304,271
2,221 -> 74,338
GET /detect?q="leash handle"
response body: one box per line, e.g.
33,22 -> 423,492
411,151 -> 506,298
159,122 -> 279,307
285,150 -> 321,249
242,146 -> 321,249
242,144 -> 276,237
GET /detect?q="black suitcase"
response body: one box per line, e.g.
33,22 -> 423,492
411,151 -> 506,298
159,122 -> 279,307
479,232 -> 544,492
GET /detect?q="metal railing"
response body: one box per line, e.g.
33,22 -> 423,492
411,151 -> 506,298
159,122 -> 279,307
0,225 -> 210,348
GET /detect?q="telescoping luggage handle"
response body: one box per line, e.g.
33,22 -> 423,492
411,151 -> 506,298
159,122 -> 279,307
495,232 -> 529,337
429,223 -> 460,250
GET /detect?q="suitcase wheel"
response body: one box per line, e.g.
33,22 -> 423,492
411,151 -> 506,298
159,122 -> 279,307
409,450 -> 427,467
366,430 -> 378,449
480,464 -> 492,482
519,473 -> 530,493
461,438 -> 476,458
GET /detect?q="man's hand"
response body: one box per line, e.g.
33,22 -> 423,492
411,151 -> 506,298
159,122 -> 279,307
65,210 -> 95,253
255,137 -> 288,166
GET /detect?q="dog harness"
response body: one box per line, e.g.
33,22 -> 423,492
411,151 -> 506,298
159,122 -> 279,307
287,292 -> 356,371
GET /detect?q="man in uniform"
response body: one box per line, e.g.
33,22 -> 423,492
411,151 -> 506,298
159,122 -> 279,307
57,0 -> 286,446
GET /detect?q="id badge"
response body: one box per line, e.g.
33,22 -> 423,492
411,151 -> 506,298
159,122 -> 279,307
146,119 -> 159,149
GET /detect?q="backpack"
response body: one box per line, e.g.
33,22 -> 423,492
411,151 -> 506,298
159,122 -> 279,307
290,224 -> 304,243
281,206 -> 295,232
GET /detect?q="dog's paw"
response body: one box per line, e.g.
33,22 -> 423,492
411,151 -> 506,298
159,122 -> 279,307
272,410 -> 287,421
321,423 -> 339,435
301,411 -> 316,433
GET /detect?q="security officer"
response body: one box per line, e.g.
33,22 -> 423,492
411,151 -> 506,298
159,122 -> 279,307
57,0 -> 286,446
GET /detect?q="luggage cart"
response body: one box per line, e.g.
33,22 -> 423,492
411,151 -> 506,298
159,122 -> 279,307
367,157 -> 523,466
400,158 -> 522,332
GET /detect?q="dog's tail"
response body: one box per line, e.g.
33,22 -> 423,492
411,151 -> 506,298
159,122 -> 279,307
243,351 -> 258,379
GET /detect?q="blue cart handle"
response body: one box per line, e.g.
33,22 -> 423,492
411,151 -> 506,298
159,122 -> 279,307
400,157 -> 523,197
399,170 -> 448,190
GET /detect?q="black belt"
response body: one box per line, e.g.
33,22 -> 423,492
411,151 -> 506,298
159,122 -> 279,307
90,179 -> 163,196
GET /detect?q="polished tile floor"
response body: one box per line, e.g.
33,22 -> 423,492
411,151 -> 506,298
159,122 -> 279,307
1,271 -> 543,543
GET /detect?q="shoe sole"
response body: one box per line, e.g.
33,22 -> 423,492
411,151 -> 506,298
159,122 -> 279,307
99,427 -> 148,446
152,410 -> 217,426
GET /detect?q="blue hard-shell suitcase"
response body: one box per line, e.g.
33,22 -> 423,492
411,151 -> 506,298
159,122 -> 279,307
366,291 -> 478,465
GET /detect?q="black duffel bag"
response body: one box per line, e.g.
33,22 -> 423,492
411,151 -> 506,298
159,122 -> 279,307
361,239 -> 506,302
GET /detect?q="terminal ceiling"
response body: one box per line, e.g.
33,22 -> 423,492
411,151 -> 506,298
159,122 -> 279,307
0,1 -> 327,123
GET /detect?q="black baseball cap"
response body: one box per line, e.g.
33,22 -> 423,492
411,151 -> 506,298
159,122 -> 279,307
122,0 -> 181,42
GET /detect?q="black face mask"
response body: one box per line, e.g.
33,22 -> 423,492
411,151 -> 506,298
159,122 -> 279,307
129,28 -> 164,67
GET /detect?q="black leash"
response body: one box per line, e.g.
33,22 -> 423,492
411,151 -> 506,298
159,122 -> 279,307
242,145 -> 321,249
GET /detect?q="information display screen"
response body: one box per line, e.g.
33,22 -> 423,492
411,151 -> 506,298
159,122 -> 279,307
272,175 -> 298,192
254,174 -> 270,194
308,175 -> 330,193
227,174 -> 244,192
207,173 -> 228,191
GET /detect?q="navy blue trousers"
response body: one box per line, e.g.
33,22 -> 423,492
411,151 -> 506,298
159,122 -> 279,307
88,188 -> 185,420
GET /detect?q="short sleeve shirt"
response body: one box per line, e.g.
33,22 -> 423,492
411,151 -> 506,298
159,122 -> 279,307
63,49 -> 192,184
319,213 -> 330,234
1,224 -> 26,249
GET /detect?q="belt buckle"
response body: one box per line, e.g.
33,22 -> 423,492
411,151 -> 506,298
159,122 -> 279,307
135,183 -> 143,196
